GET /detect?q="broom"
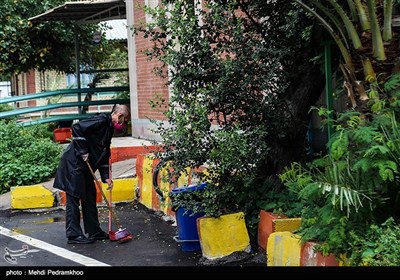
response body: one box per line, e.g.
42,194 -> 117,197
86,161 -> 133,243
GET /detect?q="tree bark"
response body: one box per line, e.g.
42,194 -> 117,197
264,61 -> 326,182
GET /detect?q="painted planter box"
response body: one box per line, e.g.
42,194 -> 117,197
53,128 -> 72,144
197,212 -> 251,260
267,231 -> 302,266
258,210 -> 301,250
300,241 -> 339,266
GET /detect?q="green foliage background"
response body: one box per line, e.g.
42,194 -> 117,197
0,0 -> 115,75
136,0 -> 324,240
136,0 -> 400,261
0,120 -> 62,194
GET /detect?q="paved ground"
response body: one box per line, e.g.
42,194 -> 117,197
0,202 -> 202,266
0,195 -> 265,271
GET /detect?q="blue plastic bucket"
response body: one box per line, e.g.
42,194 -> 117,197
170,183 -> 207,251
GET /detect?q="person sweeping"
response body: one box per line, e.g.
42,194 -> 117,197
53,104 -> 130,244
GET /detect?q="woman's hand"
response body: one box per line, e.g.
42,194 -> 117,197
81,153 -> 89,162
106,178 -> 113,190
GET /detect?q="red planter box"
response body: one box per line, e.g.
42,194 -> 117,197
53,128 -> 72,144
301,241 -> 339,266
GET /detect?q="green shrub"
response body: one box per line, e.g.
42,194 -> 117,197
0,120 -> 62,193
348,218 -> 400,266
0,104 -> 13,112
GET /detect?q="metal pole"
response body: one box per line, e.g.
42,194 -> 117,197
324,42 -> 334,149
74,25 -> 82,114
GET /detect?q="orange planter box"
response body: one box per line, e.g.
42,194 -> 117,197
110,145 -> 162,162
258,210 -> 302,250
258,210 -> 287,250
53,128 -> 72,144
58,188 -> 102,206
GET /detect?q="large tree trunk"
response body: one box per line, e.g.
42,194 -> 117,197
264,60 -> 326,186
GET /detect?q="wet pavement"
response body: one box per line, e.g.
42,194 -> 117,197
0,201 -> 268,277
1,190 -> 266,271
0,202 -> 202,268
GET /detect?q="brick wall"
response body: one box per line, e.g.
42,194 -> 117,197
135,1 -> 169,122
26,70 -> 36,94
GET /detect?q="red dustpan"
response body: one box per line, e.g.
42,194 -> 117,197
107,186 -> 133,243
86,161 -> 133,243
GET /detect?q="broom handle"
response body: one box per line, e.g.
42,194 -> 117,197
108,158 -> 112,233
86,161 -> 122,227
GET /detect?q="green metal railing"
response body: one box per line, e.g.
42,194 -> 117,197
0,86 -> 129,126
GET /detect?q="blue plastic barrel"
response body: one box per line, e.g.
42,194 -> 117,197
170,182 -> 207,251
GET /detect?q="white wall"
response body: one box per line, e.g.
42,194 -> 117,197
0,81 -> 11,99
